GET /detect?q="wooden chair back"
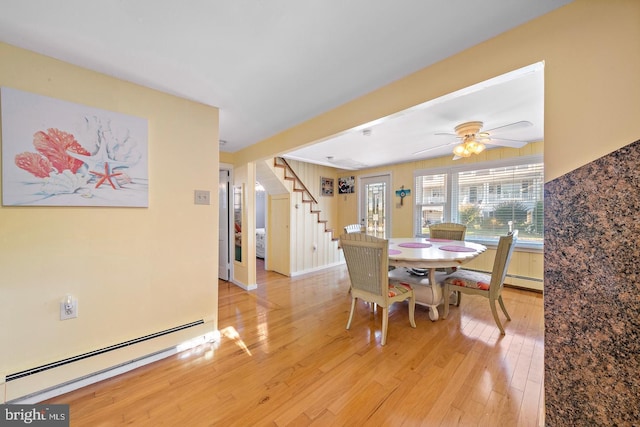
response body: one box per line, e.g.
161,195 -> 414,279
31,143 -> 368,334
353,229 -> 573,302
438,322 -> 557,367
428,222 -> 467,240
339,232 -> 416,344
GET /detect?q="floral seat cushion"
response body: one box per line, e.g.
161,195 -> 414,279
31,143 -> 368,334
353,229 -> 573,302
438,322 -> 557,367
444,269 -> 491,291
388,282 -> 412,298
388,268 -> 449,305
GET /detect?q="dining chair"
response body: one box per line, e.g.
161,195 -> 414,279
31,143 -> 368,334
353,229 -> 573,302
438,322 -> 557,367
428,222 -> 467,241
408,222 -> 468,289
342,224 -> 365,295
427,222 -> 468,303
340,233 -> 416,345
343,223 -> 363,234
442,230 -> 518,335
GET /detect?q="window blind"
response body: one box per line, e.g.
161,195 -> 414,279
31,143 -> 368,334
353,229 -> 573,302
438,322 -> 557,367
414,157 -> 543,245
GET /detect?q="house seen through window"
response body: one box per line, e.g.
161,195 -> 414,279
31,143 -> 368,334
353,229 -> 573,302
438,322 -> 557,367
414,155 -> 544,247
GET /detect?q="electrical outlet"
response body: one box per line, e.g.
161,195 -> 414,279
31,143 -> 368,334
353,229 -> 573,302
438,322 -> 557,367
60,296 -> 78,320
194,190 -> 211,205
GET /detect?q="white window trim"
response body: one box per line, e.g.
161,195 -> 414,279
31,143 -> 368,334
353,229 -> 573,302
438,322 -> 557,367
414,154 -> 544,250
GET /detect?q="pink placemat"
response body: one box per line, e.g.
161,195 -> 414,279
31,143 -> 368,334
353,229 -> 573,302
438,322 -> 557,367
426,238 -> 452,242
439,245 -> 476,252
398,242 -> 432,248
388,249 -> 402,255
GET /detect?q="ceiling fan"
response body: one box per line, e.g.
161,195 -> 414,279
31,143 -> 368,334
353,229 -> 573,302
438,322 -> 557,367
413,120 -> 533,159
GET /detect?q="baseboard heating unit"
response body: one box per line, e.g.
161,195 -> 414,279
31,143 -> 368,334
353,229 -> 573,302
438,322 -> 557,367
4,320 -> 219,404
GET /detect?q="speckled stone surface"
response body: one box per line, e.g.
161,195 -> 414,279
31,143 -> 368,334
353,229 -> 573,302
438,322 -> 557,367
544,139 -> 640,426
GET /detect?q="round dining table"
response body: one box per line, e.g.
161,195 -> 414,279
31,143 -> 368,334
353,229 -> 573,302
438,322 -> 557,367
387,237 -> 486,320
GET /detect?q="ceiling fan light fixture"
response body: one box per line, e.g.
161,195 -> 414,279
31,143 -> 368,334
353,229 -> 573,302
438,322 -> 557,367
453,144 -> 470,157
454,121 -> 483,136
451,121 -> 490,158
433,119 -> 529,160
466,139 -> 478,152
453,137 -> 485,158
472,141 -> 486,154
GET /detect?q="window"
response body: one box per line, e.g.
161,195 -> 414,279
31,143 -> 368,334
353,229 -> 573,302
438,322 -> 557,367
414,173 -> 446,234
414,156 -> 543,248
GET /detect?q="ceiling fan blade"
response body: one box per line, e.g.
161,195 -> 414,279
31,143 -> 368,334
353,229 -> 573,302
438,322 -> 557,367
484,120 -> 532,134
412,141 -> 456,155
434,132 -> 457,137
486,138 -> 528,148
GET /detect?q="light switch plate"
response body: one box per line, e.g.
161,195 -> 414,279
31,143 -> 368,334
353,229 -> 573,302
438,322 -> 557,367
194,190 -> 211,205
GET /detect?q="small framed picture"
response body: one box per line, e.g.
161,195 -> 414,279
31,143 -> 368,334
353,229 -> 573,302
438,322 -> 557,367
320,177 -> 334,196
338,176 -> 355,194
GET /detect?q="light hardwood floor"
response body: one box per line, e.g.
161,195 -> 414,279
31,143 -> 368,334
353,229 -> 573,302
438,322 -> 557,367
47,261 -> 544,426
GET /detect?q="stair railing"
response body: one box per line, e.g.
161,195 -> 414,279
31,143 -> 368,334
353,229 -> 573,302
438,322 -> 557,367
275,157 -> 318,204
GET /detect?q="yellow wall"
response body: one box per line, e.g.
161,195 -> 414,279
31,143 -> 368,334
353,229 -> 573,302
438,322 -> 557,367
0,42 -> 219,399
232,162 -> 256,289
230,0 -> 640,291
336,142 -> 544,237
219,151 -> 234,165
333,142 -> 545,290
228,157 -> 343,287
4,0 -> 637,401
233,0 -> 640,184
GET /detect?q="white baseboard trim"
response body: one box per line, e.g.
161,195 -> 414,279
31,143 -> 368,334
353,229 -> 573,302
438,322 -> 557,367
6,330 -> 220,404
230,279 -> 257,290
290,260 -> 345,277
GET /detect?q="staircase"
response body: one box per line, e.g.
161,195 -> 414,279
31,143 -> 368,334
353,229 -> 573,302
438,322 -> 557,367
274,157 -> 339,242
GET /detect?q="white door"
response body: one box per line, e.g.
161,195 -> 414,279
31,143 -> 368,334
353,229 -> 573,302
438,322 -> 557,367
218,170 -> 230,280
268,195 -> 290,276
359,174 -> 391,238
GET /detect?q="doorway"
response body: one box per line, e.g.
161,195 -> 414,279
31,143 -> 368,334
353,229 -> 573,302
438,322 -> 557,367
218,169 -> 231,281
359,174 -> 391,238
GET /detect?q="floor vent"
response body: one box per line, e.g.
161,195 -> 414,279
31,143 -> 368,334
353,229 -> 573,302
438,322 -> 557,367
6,320 -> 204,382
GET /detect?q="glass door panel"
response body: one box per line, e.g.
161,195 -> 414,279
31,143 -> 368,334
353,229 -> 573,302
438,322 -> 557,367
359,174 -> 391,238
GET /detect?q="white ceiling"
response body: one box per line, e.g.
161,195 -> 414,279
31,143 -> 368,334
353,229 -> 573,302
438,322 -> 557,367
0,1 -> 570,168
285,62 -> 545,169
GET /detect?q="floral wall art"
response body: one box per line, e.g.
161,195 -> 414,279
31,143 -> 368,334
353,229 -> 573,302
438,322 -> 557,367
1,87 -> 148,207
